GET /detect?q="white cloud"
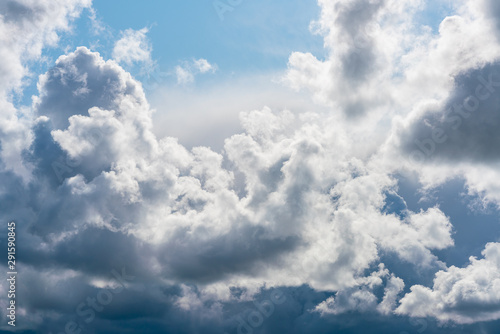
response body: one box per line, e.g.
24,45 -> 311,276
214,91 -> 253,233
193,58 -> 216,73
316,290 -> 378,315
15,47 -> 457,313
112,27 -> 153,67
409,207 -> 454,250
315,266 -> 405,316
175,65 -> 195,85
0,0 -> 91,179
378,274 -> 405,315
286,0 -> 427,114
175,58 -> 217,85
397,242 -> 500,324
4,0 -> 500,329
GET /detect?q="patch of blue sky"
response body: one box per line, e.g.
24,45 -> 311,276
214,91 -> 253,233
415,0 -> 455,33
91,0 -> 326,79
382,189 -> 409,220
397,175 -> 500,268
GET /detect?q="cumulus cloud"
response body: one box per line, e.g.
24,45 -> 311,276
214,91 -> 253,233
286,0 -> 425,116
397,242 -> 500,324
112,27 -> 153,67
0,0 -> 91,177
378,274 -> 405,315
315,265 -> 404,316
399,63 -> 500,165
1,44 -> 459,330
385,20 -> 500,206
4,0 -> 500,331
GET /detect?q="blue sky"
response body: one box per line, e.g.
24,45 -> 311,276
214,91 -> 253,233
91,0 -> 325,74
16,1 -> 325,108
3,0 -> 500,333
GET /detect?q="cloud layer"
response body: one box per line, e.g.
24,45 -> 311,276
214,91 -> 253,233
2,0 -> 500,332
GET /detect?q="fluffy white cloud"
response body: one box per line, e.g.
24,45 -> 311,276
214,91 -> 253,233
378,274 -> 405,315
286,0 -> 426,114
409,207 -> 454,250
397,242 -> 500,324
0,0 -> 91,94
19,46 -> 456,307
315,265 -> 405,316
112,27 -> 153,67
3,0 -> 500,330
0,0 -> 91,178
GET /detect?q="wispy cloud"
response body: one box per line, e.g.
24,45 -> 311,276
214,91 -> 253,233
175,58 -> 217,85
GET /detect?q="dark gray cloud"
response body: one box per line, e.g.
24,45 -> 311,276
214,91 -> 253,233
11,283 -> 500,334
160,224 -> 301,284
0,1 -> 34,23
401,62 -> 500,164
486,0 -> 500,36
335,0 -> 384,83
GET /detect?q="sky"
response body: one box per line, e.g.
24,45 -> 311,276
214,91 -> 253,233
1,0 -> 500,333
